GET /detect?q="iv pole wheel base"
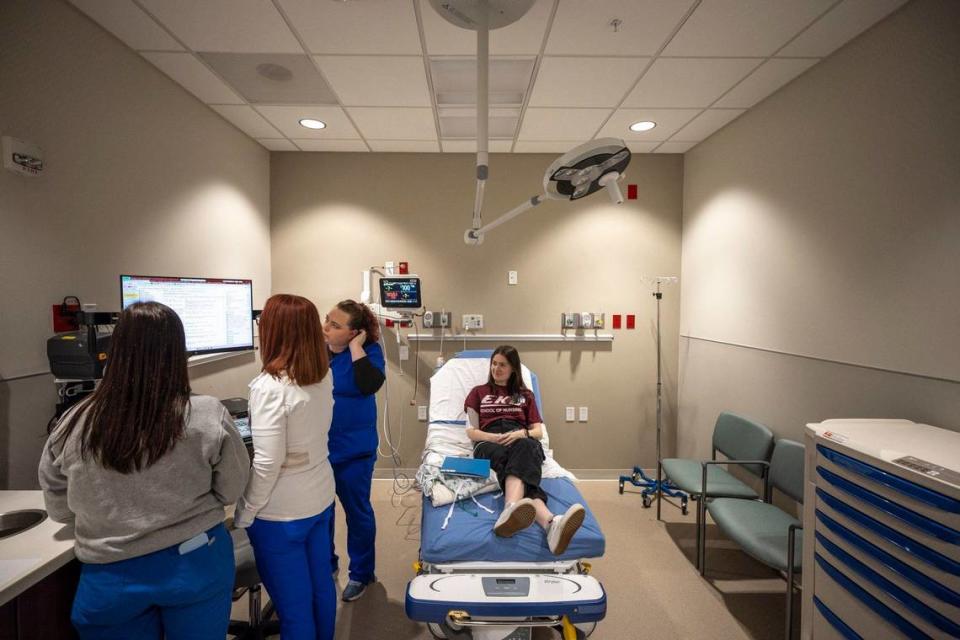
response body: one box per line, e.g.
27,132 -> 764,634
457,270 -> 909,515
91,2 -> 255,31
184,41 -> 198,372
642,495 -> 653,509
464,229 -> 484,245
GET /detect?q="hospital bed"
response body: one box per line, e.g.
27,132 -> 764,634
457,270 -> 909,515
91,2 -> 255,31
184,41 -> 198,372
405,351 -> 606,640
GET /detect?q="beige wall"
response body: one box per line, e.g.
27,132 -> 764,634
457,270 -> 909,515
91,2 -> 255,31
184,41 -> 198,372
678,0 -> 960,457
0,0 -> 271,488
271,152 -> 684,471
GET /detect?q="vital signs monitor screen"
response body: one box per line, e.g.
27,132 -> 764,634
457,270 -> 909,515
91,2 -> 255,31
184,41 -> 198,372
120,275 -> 254,356
379,277 -> 422,308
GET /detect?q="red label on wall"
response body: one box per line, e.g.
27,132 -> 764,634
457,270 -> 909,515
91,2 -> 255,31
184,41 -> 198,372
627,184 -> 637,200
612,314 -> 622,329
398,261 -> 409,274
626,314 -> 636,329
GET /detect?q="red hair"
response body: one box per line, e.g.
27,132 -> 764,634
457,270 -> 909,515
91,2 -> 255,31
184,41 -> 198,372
259,294 -> 329,385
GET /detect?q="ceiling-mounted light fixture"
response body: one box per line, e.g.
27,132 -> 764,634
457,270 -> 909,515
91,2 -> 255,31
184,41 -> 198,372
629,121 -> 656,132
429,0 -> 632,246
299,118 -> 326,130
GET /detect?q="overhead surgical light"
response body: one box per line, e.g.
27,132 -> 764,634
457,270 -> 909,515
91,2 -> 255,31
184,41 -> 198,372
429,0 -> 632,246
299,118 -> 326,130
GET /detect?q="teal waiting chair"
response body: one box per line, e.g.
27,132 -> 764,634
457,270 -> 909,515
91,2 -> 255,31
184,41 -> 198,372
704,438 -> 805,640
661,411 -> 775,570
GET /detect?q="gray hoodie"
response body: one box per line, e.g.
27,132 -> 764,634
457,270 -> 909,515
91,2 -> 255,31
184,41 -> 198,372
38,395 -> 250,564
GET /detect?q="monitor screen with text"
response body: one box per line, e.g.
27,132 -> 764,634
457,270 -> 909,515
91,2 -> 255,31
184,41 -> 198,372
120,275 -> 254,356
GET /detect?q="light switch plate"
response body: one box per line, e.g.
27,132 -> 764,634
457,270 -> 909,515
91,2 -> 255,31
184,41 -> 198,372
417,405 -> 427,421
578,406 -> 588,422
565,406 -> 575,422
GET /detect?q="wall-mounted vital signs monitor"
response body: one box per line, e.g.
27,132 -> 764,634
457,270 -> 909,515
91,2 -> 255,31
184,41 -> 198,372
120,275 -> 254,356
379,276 -> 422,309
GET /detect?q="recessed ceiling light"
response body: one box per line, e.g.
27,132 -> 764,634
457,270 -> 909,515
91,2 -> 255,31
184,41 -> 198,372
299,118 -> 326,130
629,121 -> 656,132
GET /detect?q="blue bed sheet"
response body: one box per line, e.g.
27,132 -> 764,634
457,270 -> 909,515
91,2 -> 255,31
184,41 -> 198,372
421,477 -> 605,564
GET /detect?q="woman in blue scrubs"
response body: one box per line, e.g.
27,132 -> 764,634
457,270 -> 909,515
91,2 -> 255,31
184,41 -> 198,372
323,300 -> 385,602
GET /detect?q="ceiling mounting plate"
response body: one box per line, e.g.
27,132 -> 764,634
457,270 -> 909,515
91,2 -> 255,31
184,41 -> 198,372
428,0 -> 536,31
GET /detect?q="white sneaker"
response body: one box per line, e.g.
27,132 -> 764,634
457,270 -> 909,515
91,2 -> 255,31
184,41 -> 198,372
493,498 -> 537,537
547,503 -> 585,555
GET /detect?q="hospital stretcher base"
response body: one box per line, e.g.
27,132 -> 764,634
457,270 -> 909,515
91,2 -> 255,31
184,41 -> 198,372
405,561 -> 604,639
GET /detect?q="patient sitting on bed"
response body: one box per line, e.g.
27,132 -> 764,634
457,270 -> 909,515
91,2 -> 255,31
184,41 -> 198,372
464,345 -> 585,555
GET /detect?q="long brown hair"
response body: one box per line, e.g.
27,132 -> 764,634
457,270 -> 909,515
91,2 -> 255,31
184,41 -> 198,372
336,299 -> 381,345
487,345 -> 528,397
55,302 -> 191,473
260,294 -> 329,385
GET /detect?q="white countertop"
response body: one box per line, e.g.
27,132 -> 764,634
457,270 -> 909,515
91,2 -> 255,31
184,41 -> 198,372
0,491 -> 76,606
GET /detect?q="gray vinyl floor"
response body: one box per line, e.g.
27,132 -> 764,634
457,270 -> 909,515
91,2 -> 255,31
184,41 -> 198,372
230,479 -> 799,640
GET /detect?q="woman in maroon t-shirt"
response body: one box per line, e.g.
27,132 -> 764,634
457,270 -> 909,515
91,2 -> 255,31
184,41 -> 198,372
464,346 -> 584,555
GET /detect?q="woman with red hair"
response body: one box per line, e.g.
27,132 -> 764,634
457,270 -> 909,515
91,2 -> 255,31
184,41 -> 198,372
235,294 -> 336,640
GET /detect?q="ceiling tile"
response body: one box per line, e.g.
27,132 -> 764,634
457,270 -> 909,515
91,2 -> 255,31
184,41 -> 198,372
528,57 -> 648,108
671,109 -> 746,141
200,53 -> 337,104
513,141 -> 586,154
546,0 -> 696,56
625,141 -> 660,154
654,141 -> 697,153
141,52 -> 244,104
255,105 -> 361,139
346,107 -> 437,140
437,107 -> 518,139
623,58 -> 761,108
138,0 -> 301,53
210,105 -> 283,138
662,0 -> 835,57
596,108 -> 702,140
368,140 -> 440,152
278,0 -> 422,54
778,0 -> 908,58
420,0 -> 553,56
432,58 -> 535,106
69,0 -> 183,51
441,140 -> 514,153
517,108 -> 610,141
294,139 -> 369,152
257,139 -> 298,151
315,56 -> 430,107
714,58 -> 818,108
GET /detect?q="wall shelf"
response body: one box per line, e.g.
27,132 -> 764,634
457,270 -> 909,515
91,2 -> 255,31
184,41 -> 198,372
406,333 -> 613,342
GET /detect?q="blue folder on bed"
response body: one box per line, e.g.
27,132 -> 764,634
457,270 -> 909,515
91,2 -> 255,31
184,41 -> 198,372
440,456 -> 491,479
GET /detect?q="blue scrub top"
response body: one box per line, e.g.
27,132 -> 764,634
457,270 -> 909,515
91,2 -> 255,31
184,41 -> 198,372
328,341 -> 385,463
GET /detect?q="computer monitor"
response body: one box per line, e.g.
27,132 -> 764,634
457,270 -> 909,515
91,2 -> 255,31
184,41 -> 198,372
379,276 -> 422,309
120,275 -> 254,356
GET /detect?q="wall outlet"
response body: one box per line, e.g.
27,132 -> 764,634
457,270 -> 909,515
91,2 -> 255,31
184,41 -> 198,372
565,406 -> 576,422
462,314 -> 483,330
399,345 -> 409,361
417,405 -> 428,421
508,270 -> 518,285
580,312 -> 594,329
579,406 -> 589,422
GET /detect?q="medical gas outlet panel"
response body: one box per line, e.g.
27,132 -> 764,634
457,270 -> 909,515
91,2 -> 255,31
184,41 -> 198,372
422,311 -> 452,329
562,312 -> 605,330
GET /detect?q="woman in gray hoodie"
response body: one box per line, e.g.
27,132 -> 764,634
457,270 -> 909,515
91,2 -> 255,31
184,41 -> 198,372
38,301 -> 250,640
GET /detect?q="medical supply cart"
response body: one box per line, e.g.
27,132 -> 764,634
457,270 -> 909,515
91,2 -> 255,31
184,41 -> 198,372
802,419 -> 960,639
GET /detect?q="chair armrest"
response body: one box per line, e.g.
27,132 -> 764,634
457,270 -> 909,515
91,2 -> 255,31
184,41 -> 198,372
701,460 -> 771,497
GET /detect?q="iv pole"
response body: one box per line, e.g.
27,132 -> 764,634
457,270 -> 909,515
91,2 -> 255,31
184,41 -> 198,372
618,277 -> 688,518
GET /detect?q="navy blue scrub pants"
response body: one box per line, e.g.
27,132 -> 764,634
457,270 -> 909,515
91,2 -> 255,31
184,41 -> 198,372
329,453 -> 377,584
246,506 -> 336,640
70,522 -> 233,640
